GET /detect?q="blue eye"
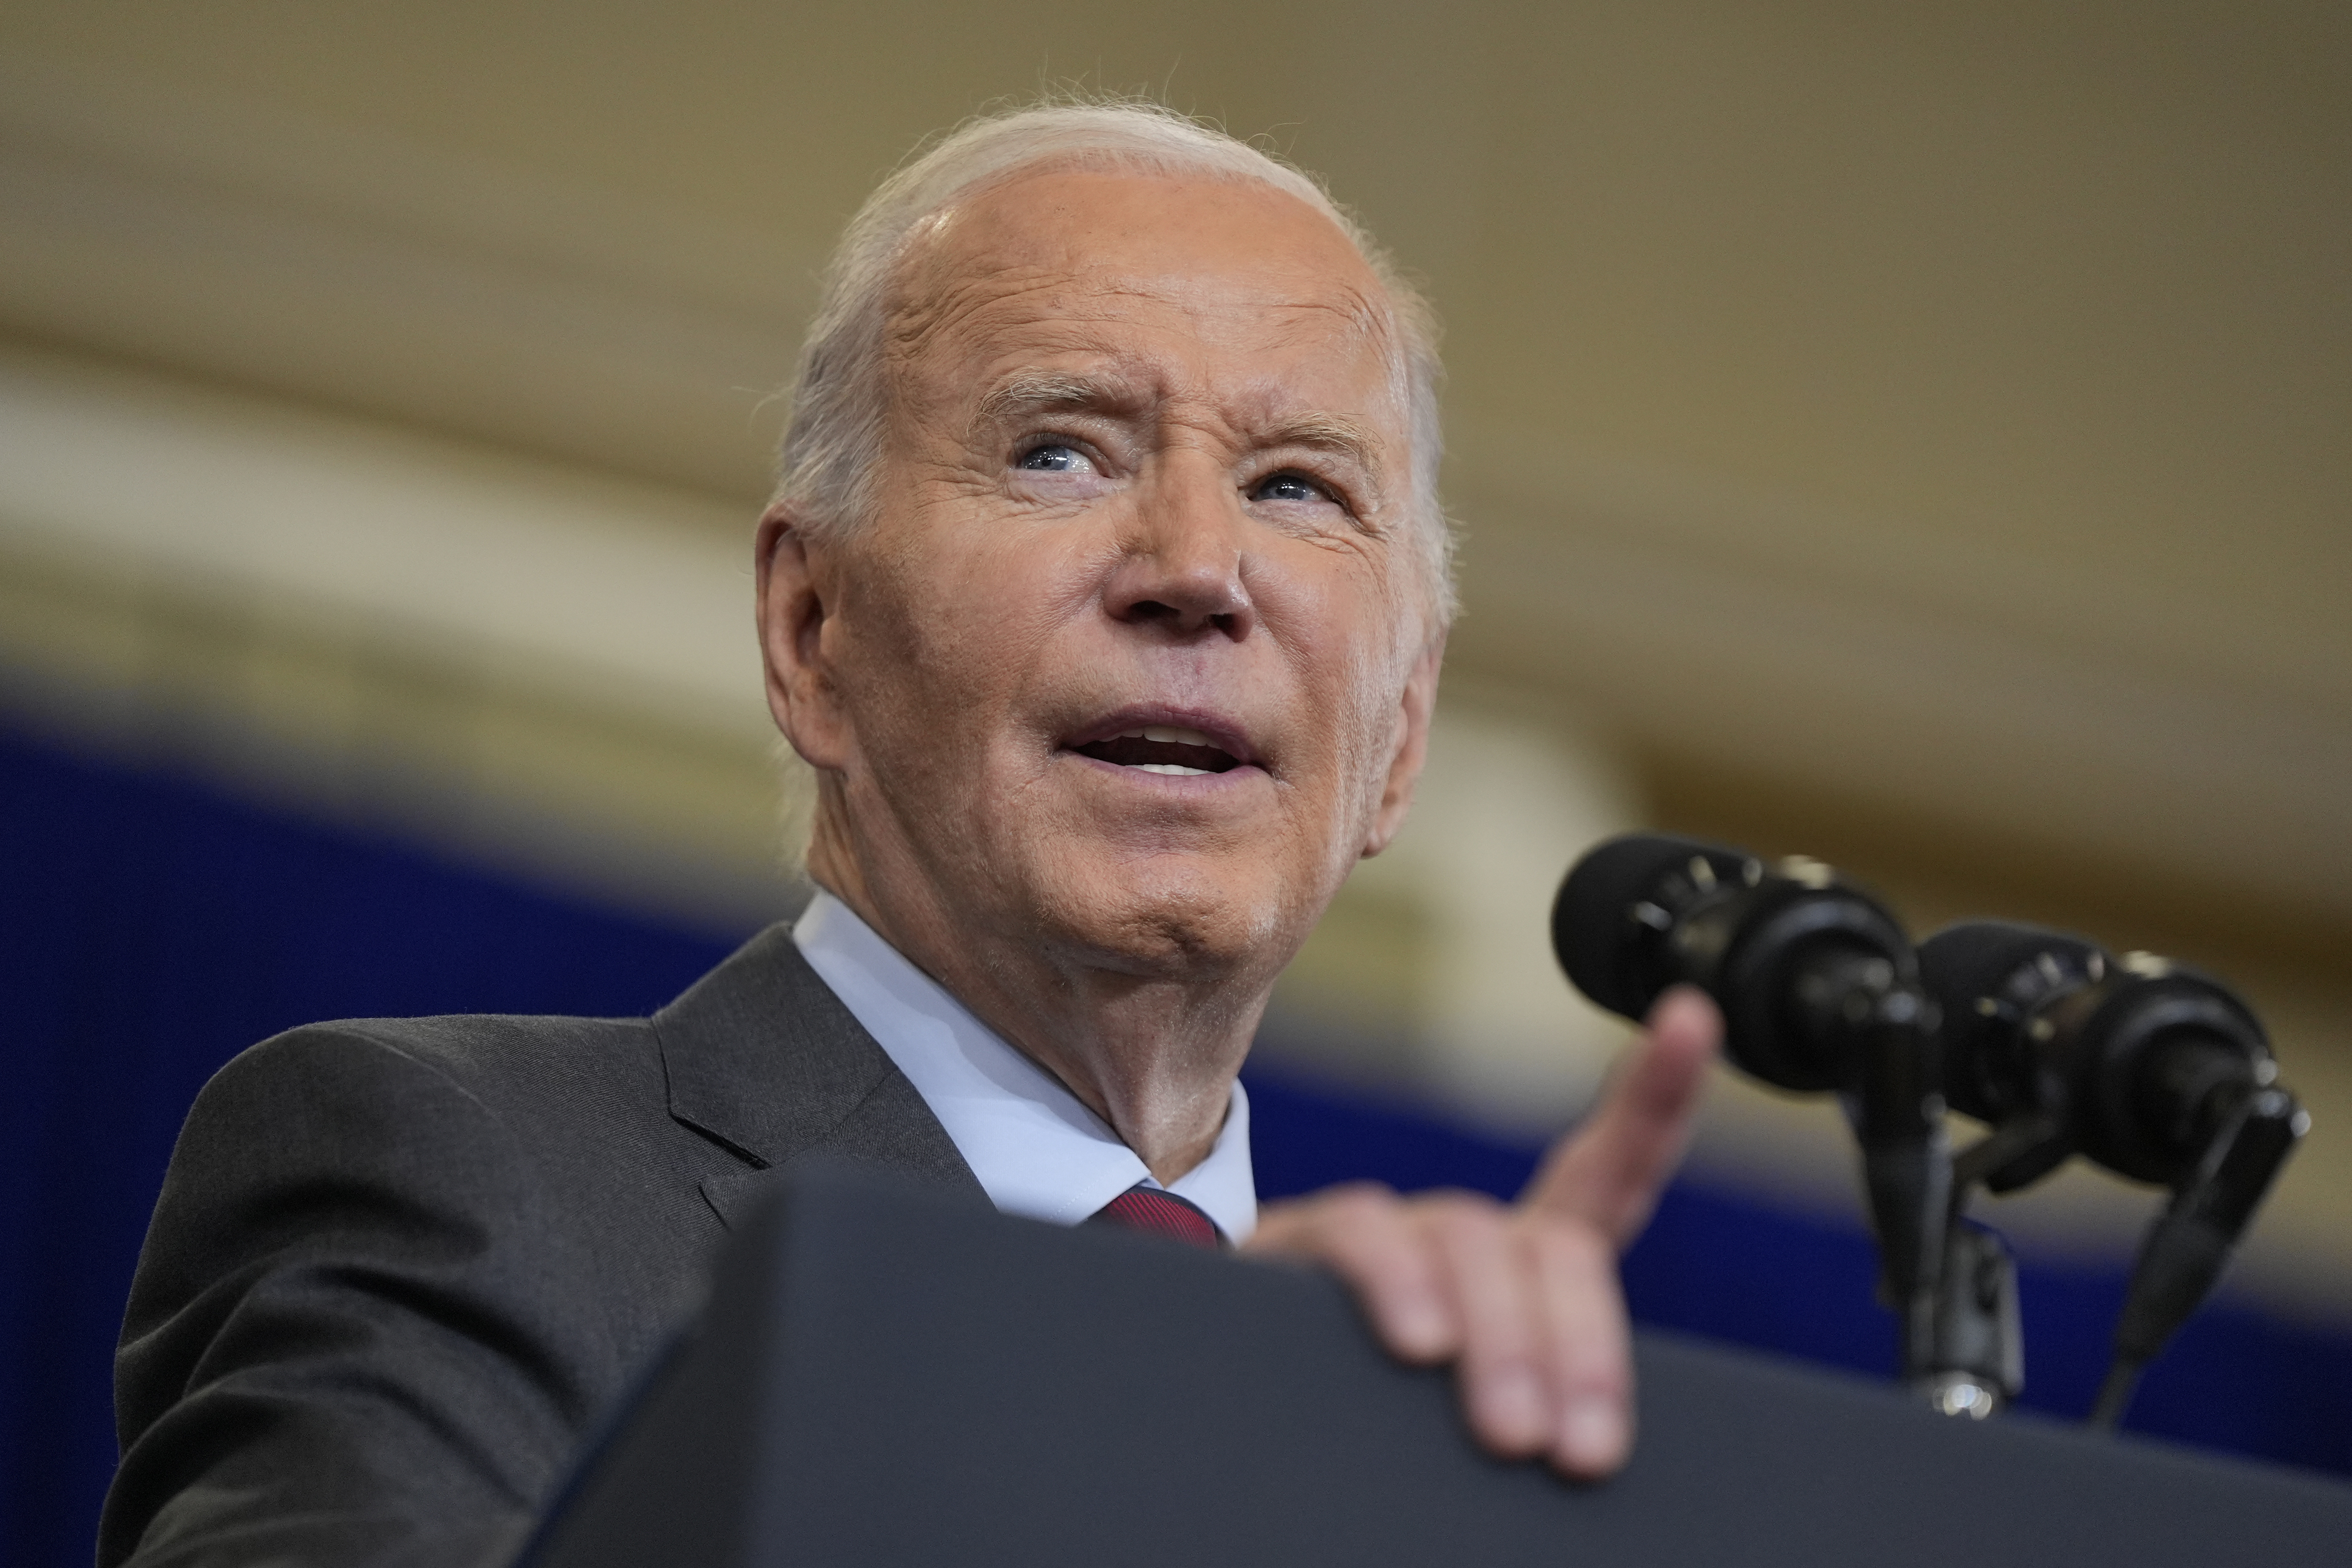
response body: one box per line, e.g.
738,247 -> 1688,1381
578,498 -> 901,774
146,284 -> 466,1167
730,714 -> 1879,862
1018,444 -> 1091,473
1251,471 -> 1329,504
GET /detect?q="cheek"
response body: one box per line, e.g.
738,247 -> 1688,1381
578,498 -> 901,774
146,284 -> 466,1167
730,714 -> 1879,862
1263,577 -> 1418,839
836,521 -> 1092,758
1270,555 -> 1413,726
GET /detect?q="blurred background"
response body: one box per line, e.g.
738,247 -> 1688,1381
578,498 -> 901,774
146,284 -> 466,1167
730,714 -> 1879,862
3,0 -> 2347,1555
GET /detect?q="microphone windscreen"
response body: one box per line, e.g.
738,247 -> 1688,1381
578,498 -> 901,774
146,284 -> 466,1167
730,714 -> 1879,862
1917,920 -> 2108,1122
1551,832 -> 1743,1019
1916,920 -> 2097,1019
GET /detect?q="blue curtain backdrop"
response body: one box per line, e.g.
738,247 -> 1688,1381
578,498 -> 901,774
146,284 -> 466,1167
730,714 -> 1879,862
5,722 -> 2349,1562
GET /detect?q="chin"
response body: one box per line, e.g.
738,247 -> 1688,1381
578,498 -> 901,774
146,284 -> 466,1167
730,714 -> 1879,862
1032,849 -> 1296,981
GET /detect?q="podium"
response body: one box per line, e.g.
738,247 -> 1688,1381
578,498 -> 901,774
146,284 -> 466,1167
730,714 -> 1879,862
519,1166 -> 2352,1566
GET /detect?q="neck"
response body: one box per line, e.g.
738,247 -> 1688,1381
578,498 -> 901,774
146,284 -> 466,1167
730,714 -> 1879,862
805,814 -> 1265,1185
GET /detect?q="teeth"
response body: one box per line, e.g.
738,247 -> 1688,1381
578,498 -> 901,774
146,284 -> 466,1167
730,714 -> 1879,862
1133,762 -> 1210,776
1121,725 -> 1217,747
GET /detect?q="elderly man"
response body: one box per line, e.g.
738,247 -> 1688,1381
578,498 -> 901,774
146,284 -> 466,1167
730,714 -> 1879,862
102,102 -> 1720,1567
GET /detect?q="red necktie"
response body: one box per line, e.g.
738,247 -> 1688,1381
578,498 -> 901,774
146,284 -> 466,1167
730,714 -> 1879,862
1089,1184 -> 1224,1249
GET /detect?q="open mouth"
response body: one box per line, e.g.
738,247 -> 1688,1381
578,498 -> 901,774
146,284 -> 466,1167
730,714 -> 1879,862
1069,724 -> 1245,777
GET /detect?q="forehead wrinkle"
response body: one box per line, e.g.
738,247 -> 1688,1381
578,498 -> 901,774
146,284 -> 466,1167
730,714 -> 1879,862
1098,272 -> 1394,356
889,228 -> 1410,490
891,202 -> 1399,365
883,258 -> 1071,382
1202,285 -> 1415,461
962,280 -> 1402,436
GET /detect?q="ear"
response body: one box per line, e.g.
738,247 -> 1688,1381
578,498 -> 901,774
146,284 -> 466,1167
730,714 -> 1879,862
1361,631 -> 1445,858
754,505 -> 853,770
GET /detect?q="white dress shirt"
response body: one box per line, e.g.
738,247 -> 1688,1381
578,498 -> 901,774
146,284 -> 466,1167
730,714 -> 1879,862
791,890 -> 1258,1243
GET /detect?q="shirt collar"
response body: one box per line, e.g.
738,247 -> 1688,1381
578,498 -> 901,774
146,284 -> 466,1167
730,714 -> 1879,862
790,890 -> 1257,1243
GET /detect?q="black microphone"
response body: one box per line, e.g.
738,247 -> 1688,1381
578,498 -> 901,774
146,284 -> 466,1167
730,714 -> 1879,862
1917,921 -> 2308,1427
1553,834 -> 1951,1381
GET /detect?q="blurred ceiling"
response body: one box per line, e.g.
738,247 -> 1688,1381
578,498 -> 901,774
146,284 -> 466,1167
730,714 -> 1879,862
0,0 -> 2346,960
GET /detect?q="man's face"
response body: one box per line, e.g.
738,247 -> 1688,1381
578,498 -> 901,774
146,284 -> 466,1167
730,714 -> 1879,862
768,168 -> 1438,989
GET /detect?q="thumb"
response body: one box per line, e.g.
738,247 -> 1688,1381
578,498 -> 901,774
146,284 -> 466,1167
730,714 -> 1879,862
1523,986 -> 1721,1248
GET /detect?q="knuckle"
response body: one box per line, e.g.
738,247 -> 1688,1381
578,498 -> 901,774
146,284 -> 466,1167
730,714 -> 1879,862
1562,1354 -> 1632,1405
1529,1215 -> 1610,1272
1423,1192 -> 1509,1242
1418,1188 -> 1503,1221
1296,1183 -> 1401,1239
1548,1301 -> 1630,1386
1274,1183 -> 1399,1244
1325,1181 -> 1402,1219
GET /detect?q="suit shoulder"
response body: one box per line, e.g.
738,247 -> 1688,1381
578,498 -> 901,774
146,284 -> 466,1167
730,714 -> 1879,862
214,1011 -> 653,1119
242,1009 -> 649,1079
187,1009 -> 717,1213
113,1011 -> 709,1568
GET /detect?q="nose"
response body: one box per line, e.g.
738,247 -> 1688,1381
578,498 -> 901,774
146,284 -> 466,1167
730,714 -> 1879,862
1102,462 -> 1256,641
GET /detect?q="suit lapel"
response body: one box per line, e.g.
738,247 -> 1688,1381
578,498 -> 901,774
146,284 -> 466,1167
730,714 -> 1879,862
651,923 -> 987,1229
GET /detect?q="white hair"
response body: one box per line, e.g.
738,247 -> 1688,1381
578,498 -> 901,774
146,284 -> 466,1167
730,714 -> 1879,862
772,98 -> 1456,620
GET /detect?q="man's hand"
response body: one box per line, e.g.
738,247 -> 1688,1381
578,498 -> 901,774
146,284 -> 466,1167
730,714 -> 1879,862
1243,987 -> 1721,1479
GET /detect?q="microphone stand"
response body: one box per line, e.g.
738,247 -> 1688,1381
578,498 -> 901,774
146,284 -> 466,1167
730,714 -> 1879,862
1898,1070 -> 2306,1429
2090,1082 -> 2306,1428
1814,965 -> 1951,1390
1921,1081 -> 2306,1428
1916,1119 -> 2052,1417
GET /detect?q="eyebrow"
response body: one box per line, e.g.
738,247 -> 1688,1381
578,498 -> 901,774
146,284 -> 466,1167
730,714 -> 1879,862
1259,412 -> 1384,476
971,369 -> 1150,432
971,369 -> 1389,491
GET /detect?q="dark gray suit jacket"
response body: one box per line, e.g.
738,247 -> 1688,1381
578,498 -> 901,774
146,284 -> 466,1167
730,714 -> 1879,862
101,925 -> 988,1568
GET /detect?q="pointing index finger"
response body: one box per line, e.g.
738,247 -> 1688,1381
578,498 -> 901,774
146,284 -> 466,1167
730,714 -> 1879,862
1523,986 -> 1721,1247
